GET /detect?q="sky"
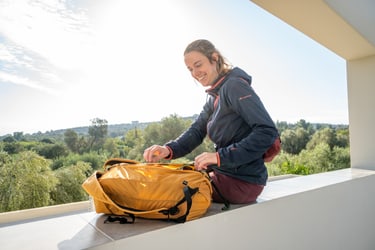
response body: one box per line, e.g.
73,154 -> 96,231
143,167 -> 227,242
0,0 -> 348,136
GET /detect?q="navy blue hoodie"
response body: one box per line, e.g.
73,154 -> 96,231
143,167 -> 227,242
165,67 -> 278,185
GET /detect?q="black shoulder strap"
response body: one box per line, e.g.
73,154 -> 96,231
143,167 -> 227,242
205,168 -> 230,211
210,179 -> 230,211
168,180 -> 198,223
104,214 -> 135,224
104,180 -> 199,224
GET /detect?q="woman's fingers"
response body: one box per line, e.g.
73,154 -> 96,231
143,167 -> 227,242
143,145 -> 168,162
194,152 -> 217,170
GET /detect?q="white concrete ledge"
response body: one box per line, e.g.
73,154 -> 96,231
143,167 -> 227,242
1,168 -> 374,250
0,201 -> 90,225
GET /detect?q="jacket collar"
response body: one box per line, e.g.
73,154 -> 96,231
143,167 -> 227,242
205,73 -> 228,95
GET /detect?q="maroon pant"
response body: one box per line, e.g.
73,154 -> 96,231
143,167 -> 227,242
209,171 -> 264,204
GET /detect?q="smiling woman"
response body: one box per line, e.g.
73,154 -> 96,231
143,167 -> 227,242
143,39 -> 280,204
0,0 -> 347,136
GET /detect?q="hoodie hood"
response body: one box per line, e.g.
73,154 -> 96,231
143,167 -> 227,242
206,67 -> 252,95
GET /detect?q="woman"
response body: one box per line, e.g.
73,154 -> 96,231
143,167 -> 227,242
143,39 -> 278,204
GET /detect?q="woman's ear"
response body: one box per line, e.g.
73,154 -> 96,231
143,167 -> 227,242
211,52 -> 219,62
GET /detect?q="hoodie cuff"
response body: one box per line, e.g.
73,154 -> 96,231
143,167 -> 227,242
216,152 -> 221,167
164,146 -> 173,160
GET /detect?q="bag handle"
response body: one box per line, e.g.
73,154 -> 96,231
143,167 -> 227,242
103,158 -> 140,170
103,158 -> 195,171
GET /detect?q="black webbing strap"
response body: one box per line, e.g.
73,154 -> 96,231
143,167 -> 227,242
103,183 -> 198,224
205,168 -> 230,211
166,180 -> 198,223
210,179 -> 230,210
104,214 -> 135,224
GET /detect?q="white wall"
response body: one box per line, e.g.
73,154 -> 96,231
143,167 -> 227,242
347,55 -> 375,170
91,173 -> 375,250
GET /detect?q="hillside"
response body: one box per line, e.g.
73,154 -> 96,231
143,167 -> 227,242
0,115 -> 199,141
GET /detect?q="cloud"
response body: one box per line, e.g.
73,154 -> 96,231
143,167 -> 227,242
0,71 -> 58,95
0,0 -> 93,66
0,0 -> 93,93
0,38 -> 63,94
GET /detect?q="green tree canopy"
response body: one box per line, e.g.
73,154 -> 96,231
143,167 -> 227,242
88,118 -> 108,151
51,161 -> 92,205
0,151 -> 58,212
36,143 -> 69,159
280,127 -> 310,154
306,127 -> 337,150
64,129 -> 79,153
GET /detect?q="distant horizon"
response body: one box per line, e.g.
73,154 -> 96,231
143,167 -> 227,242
0,114 -> 349,137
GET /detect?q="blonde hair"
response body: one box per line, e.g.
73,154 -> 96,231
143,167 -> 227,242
184,39 -> 232,77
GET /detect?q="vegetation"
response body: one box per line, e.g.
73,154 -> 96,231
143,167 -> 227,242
0,115 -> 350,212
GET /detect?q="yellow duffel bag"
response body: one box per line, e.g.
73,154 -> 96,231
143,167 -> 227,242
82,158 -> 212,223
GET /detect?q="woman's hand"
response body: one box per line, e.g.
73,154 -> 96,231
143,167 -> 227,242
143,145 -> 170,162
194,152 -> 217,171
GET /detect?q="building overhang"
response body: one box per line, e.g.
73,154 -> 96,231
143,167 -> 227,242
251,0 -> 375,60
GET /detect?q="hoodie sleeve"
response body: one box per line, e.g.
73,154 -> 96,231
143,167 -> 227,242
164,97 -> 213,159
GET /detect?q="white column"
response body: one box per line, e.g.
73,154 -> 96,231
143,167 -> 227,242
347,55 -> 375,170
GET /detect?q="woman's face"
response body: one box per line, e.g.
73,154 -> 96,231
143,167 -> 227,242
184,51 -> 219,87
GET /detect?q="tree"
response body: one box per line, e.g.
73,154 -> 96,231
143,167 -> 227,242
295,119 -> 311,131
50,152 -> 106,171
88,118 -> 108,152
0,151 -> 58,212
77,135 -> 89,154
297,143 -> 334,173
335,128 -> 350,148
103,138 -> 120,157
331,146 -> 350,170
51,161 -> 92,205
36,143 -> 69,159
2,136 -> 15,143
124,128 -> 142,148
13,132 -> 24,141
143,122 -> 163,147
280,127 -> 309,154
306,127 -> 336,150
122,128 -> 144,159
64,129 -> 79,153
143,114 -> 191,146
3,142 -> 24,154
275,120 -> 289,135
159,114 -> 191,143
